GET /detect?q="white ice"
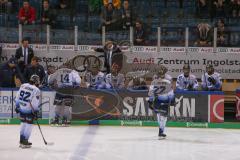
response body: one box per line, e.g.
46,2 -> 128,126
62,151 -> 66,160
0,125 -> 240,160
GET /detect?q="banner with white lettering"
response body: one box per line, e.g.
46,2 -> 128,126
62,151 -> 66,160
66,88 -> 212,122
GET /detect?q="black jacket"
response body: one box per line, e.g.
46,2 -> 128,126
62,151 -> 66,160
94,44 -> 122,73
24,64 -> 46,83
15,47 -> 34,65
0,63 -> 17,88
15,46 -> 34,72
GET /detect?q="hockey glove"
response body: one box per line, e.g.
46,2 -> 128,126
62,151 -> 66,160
147,100 -> 155,110
15,101 -> 20,113
208,77 -> 216,85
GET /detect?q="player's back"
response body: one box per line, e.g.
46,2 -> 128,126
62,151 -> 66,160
149,78 -> 173,97
49,68 -> 80,88
16,83 -> 40,114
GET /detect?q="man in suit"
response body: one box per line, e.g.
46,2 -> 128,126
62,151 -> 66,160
94,40 -> 122,73
15,38 -> 34,73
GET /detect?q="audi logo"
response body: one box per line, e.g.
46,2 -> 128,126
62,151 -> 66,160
72,55 -> 106,72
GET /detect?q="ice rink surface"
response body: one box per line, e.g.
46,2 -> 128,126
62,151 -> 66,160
0,125 -> 240,160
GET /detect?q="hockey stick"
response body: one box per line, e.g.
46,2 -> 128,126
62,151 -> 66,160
29,102 -> 54,146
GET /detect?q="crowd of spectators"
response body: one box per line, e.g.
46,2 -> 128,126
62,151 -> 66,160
0,0 -> 239,47
197,0 -> 240,19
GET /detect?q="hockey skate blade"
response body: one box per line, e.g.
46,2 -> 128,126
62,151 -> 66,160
19,144 -> 31,149
158,137 -> 166,140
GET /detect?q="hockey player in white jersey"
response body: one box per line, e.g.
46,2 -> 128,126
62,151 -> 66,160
148,66 -> 175,139
176,64 -> 199,91
48,63 -> 81,125
15,75 -> 41,148
201,64 -> 222,91
84,64 -> 106,89
152,65 -> 172,82
105,63 -> 125,89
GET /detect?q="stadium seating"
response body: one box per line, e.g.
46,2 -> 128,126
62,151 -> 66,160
0,0 -> 239,45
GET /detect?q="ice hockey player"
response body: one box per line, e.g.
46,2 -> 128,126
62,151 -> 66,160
176,64 -> 199,91
152,65 -> 172,82
105,63 -> 125,89
15,75 -> 41,148
201,64 -> 222,91
84,63 -> 106,89
148,65 -> 175,139
48,62 -> 81,126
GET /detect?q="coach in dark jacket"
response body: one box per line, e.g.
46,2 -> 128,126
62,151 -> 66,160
94,41 -> 122,73
24,56 -> 46,83
15,38 -> 34,73
0,57 -> 22,88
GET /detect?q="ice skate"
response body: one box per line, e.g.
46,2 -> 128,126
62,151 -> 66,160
19,140 -> 31,149
61,118 -> 70,127
50,118 -> 60,127
158,128 -> 166,140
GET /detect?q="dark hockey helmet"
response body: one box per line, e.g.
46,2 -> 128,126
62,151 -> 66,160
157,65 -> 168,78
206,64 -> 214,75
30,74 -> 40,86
183,64 -> 190,76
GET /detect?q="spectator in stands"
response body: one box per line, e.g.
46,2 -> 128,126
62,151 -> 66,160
0,0 -> 12,13
194,22 -> 212,47
0,57 -> 22,88
134,20 -> 147,46
213,0 -> 226,18
101,2 -> 119,31
216,19 -> 226,46
103,0 -> 121,10
176,64 -> 199,91
120,0 -> 134,30
15,38 -> 34,73
196,0 -> 208,18
41,0 -> 56,26
89,0 -> 102,14
18,0 -> 36,25
55,0 -> 71,14
127,77 -> 148,90
230,0 -> 240,18
164,0 -> 184,16
23,56 -> 45,83
201,64 -> 222,91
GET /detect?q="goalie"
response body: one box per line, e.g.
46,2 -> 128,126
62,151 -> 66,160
48,62 -> 81,125
148,65 -> 175,139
